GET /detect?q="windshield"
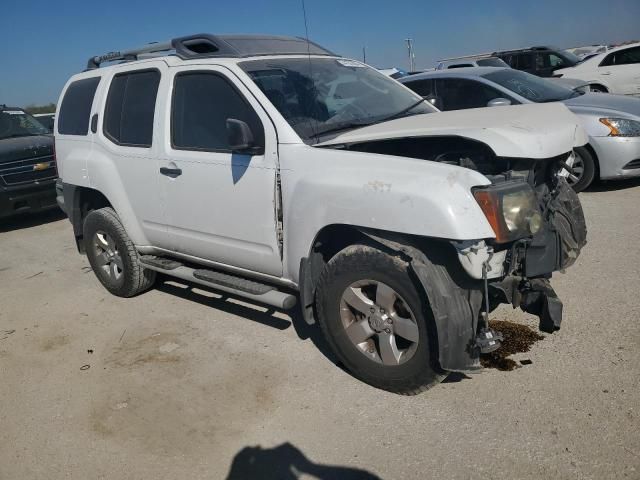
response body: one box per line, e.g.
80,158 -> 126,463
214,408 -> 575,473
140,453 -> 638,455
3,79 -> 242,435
0,109 -> 49,140
240,57 -> 435,143
560,50 -> 581,65
483,69 -> 580,102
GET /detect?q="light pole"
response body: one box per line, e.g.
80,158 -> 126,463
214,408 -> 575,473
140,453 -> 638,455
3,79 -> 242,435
405,38 -> 415,72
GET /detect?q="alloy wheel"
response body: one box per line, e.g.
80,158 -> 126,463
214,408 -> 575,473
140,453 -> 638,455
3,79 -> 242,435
339,280 -> 419,366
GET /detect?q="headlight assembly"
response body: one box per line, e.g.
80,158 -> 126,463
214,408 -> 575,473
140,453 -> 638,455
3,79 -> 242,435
473,182 -> 542,243
599,118 -> 640,137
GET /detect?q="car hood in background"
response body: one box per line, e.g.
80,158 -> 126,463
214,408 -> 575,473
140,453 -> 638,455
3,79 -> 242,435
563,93 -> 640,119
316,103 -> 588,159
0,135 -> 54,164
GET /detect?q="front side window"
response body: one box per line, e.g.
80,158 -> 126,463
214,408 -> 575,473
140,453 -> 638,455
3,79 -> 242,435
404,79 -> 434,97
483,69 -> 579,102
58,77 -> 100,135
240,57 -> 435,143
436,78 -> 506,111
104,70 -> 160,147
171,72 -> 264,152
0,109 -> 49,140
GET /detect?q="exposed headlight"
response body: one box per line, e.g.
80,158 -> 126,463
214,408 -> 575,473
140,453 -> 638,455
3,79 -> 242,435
473,182 -> 542,243
599,118 -> 640,137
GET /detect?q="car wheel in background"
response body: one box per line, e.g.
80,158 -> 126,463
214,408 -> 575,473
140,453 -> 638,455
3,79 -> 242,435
567,146 -> 596,193
83,207 -> 156,297
589,84 -> 608,93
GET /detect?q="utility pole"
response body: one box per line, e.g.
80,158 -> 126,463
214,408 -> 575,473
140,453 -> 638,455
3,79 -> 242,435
405,38 -> 415,71
362,46 -> 366,64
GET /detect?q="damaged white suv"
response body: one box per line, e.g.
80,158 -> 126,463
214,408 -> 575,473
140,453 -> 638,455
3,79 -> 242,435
55,34 -> 587,394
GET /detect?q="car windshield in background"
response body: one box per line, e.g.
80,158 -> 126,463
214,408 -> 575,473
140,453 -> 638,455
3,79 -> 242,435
0,110 -> 49,140
241,57 -> 434,143
483,69 -> 579,103
561,49 -> 582,65
476,57 -> 509,67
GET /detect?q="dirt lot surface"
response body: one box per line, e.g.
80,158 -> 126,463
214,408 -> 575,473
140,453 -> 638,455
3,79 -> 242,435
1,180 -> 639,480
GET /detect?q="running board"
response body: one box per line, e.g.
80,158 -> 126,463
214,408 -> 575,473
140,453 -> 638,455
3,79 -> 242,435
139,256 -> 297,310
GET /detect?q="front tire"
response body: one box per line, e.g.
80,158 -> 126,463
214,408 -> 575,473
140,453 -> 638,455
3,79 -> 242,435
567,146 -> 596,193
315,244 -> 445,395
83,207 -> 156,297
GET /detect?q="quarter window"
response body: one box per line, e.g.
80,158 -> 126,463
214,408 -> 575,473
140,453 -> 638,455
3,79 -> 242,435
58,77 -> 100,135
103,70 -> 160,147
171,72 -> 264,152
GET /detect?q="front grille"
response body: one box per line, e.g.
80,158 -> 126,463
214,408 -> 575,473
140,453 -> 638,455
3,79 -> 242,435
622,159 -> 640,170
0,155 -> 56,186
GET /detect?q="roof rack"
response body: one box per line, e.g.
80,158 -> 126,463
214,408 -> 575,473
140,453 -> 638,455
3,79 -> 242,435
86,33 -> 337,69
437,51 -> 496,62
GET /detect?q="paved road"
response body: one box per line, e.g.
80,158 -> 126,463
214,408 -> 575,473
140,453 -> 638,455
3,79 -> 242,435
1,180 -> 639,480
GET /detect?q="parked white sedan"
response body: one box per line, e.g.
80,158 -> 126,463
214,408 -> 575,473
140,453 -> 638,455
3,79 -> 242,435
555,42 -> 640,96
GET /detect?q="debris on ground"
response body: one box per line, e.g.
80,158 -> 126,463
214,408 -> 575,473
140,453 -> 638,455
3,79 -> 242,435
481,320 -> 544,371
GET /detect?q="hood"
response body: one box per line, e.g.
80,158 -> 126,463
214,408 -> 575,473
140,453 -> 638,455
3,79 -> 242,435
0,135 -> 53,164
316,103 -> 588,159
563,93 -> 640,119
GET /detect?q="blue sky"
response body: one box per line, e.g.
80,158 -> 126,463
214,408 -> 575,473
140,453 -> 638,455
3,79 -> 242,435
1,0 -> 638,106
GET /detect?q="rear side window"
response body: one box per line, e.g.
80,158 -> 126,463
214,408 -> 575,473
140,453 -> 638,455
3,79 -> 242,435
58,77 -> 100,135
516,53 -> 533,70
171,72 -> 264,152
104,70 -> 160,147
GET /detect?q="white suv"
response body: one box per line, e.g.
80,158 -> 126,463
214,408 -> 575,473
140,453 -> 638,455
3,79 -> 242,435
55,34 -> 588,394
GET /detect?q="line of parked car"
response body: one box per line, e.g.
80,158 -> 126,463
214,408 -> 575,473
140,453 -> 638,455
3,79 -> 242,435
384,42 -> 640,191
0,33 -> 635,395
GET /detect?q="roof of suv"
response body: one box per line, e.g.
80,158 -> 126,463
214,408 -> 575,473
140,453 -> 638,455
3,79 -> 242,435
86,33 -> 338,69
494,46 -> 558,55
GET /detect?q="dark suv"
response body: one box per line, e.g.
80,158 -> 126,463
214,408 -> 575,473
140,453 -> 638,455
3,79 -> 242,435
495,46 -> 581,77
0,105 -> 57,218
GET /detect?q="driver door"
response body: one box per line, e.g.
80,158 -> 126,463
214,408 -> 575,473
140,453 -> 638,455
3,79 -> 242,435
159,66 -> 282,277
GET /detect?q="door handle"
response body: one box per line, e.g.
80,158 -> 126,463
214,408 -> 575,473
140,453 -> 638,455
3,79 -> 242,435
160,167 -> 182,178
601,72 -> 611,75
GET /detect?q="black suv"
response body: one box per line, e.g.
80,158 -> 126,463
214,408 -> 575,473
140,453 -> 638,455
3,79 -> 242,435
494,46 -> 581,77
0,105 -> 57,218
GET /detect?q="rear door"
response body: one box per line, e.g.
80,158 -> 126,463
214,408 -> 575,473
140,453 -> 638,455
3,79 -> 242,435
92,61 -> 170,249
159,65 -> 282,276
598,46 -> 640,95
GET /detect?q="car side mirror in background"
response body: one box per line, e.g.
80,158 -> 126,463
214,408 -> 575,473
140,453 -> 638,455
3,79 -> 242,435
487,97 -> 512,107
226,119 -> 263,154
424,95 -> 443,110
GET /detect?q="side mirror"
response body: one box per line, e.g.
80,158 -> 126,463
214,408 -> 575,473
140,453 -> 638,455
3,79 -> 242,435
226,119 -> 262,154
487,97 -> 512,107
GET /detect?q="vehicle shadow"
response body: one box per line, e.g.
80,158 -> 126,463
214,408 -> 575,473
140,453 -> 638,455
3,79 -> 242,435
155,279 -> 340,365
0,208 -> 65,233
224,442 -> 382,480
586,177 -> 640,192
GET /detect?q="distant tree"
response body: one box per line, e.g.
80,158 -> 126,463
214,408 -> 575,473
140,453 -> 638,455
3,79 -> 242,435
24,103 -> 56,114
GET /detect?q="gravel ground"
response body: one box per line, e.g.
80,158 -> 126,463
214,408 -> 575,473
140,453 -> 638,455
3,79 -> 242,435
1,180 -> 639,480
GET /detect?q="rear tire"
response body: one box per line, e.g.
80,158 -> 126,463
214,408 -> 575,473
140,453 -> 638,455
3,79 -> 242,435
315,244 -> 445,395
83,207 -> 156,297
568,146 -> 596,193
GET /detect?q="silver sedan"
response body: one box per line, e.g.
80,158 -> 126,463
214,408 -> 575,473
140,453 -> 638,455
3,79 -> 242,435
400,67 -> 640,191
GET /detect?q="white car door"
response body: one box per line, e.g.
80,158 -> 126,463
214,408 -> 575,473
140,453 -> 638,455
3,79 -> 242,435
158,65 -> 282,277
92,61 -> 172,249
597,46 -> 640,95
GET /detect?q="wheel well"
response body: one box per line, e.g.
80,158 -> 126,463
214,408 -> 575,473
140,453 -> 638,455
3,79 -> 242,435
72,187 -> 113,253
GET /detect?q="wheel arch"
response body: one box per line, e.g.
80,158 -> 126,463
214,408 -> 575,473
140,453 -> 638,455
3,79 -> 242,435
299,224 -> 484,372
63,184 -> 113,253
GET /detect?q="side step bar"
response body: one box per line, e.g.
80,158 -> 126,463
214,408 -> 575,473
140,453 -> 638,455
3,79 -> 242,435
140,256 -> 297,310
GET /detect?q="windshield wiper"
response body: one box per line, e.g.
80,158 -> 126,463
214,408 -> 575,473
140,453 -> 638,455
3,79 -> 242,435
313,121 -> 372,140
374,98 -> 427,124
